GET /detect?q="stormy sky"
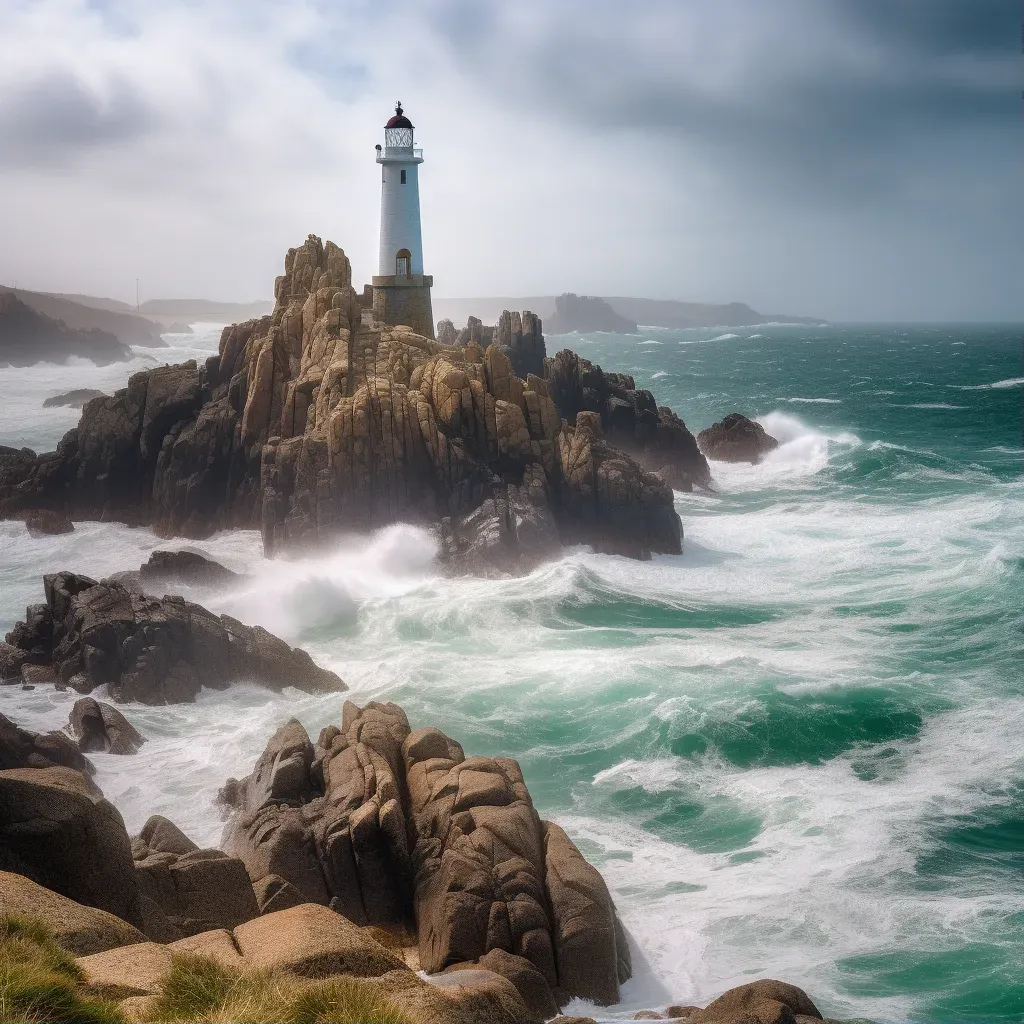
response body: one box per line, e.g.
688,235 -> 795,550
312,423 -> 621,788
0,0 -> 1020,321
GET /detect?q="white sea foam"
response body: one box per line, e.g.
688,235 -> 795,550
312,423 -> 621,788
778,397 -> 842,404
651,370 -> 670,379
709,333 -> 739,341
951,376 -> 1024,391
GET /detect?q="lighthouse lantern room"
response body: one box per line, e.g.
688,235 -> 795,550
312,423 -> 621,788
371,102 -> 434,338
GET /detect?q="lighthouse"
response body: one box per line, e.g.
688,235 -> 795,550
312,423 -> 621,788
371,102 -> 434,338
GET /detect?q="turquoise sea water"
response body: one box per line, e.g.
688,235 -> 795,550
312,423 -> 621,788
1,322 -> 1021,1021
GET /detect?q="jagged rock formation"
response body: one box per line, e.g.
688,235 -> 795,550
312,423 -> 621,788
0,292 -> 132,366
4,571 -> 345,704
0,234 -> 708,565
546,351 -> 712,491
0,765 -> 147,929
220,700 -> 632,1007
66,697 -> 146,754
546,294 -> 638,335
697,413 -> 779,464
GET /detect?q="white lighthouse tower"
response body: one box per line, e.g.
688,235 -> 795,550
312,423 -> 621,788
371,102 -> 434,338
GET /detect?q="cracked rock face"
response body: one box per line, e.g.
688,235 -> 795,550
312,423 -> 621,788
220,700 -> 632,1007
0,235 -> 701,569
3,571 -> 345,705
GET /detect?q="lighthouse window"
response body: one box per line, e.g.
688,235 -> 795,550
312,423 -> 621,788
396,249 -> 412,277
400,169 -> 407,184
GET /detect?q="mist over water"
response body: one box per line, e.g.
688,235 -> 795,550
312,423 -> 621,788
2,322 -> 1022,1022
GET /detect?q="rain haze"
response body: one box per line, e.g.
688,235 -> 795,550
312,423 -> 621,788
0,0 -> 1021,321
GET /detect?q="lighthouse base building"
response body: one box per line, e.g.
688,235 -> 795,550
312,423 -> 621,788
371,272 -> 434,339
371,103 -> 434,338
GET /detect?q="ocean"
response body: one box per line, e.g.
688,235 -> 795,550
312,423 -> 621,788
1,322 -> 1021,1022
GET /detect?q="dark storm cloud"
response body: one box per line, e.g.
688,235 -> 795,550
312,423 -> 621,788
0,70 -> 159,168
419,0 -> 1020,198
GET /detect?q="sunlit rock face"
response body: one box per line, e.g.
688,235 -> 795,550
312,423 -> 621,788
0,235 -> 704,568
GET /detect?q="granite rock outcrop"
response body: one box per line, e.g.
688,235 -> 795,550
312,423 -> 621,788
0,234 -> 705,566
4,571 -> 345,704
220,699 -> 632,1008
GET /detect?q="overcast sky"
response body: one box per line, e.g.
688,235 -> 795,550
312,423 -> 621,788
0,0 -> 1020,320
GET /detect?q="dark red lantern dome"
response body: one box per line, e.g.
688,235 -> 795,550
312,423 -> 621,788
385,102 -> 414,129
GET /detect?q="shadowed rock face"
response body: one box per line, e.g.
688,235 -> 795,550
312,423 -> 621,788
0,235 -> 703,567
66,698 -> 146,754
220,700 -> 632,1007
697,413 -> 779,464
3,571 -> 345,704
0,292 -> 132,367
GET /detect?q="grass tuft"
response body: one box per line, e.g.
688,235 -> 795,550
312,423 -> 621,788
0,914 -> 125,1024
148,952 -> 413,1023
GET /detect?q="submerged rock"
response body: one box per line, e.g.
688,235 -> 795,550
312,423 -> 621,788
220,700 -> 632,1008
3,571 -> 345,704
697,413 -> 779,464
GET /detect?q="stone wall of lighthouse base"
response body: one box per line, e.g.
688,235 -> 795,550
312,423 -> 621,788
372,274 -> 434,338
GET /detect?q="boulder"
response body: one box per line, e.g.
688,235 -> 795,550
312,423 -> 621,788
0,869 -> 147,955
132,814 -> 260,936
4,572 -> 345,704
139,549 -> 242,590
66,697 -> 146,754
690,980 -> 822,1024
77,941 -> 173,999
231,902 -> 407,978
697,413 -> 779,464
0,711 -> 96,777
0,641 -> 27,681
448,948 -> 560,1019
0,766 -> 145,928
666,1006 -> 702,1018
24,508 -> 74,535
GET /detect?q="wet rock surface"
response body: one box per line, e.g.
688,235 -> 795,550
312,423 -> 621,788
697,412 -> 779,464
66,697 -> 146,754
3,571 -> 345,704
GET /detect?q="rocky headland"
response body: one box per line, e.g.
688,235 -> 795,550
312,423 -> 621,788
545,293 -> 639,335
0,234 -> 712,570
0,292 -> 133,367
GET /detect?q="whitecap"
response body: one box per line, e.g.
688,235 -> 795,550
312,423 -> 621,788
651,371 -> 670,380
897,403 -> 966,410
778,397 -> 842,404
952,377 -> 1024,391
709,333 -> 740,341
